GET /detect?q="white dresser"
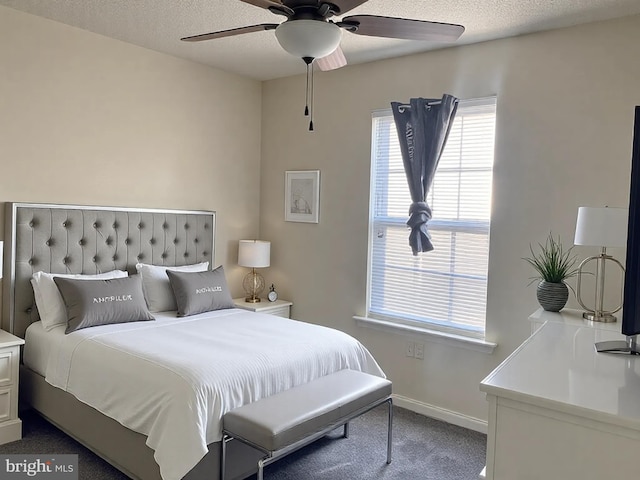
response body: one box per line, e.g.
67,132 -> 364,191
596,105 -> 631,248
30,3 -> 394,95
480,314 -> 640,479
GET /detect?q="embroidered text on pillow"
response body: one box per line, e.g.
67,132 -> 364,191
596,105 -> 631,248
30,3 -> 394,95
195,286 -> 223,294
93,295 -> 134,304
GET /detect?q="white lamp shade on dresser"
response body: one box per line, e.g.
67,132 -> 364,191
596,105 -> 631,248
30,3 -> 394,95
238,240 -> 271,268
574,206 -> 628,247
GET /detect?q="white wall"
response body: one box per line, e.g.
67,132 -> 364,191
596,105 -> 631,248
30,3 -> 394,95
0,6 -> 263,304
260,15 -> 640,424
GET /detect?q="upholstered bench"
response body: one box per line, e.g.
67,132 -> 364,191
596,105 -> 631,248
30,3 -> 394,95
221,369 -> 393,480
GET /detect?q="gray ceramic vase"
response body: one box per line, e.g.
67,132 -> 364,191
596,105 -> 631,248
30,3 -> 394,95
536,281 -> 569,312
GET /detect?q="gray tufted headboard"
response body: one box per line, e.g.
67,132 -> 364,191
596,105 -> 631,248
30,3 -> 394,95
2,202 -> 216,338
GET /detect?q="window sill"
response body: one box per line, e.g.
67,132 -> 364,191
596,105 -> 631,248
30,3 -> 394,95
353,316 -> 497,354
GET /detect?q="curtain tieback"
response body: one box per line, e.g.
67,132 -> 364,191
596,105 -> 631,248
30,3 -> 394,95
407,202 -> 434,254
407,202 -> 432,227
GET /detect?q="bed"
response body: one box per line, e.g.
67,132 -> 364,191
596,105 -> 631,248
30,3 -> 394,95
2,202 -> 385,480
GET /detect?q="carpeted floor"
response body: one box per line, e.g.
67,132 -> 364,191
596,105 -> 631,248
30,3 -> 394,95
1,406 -> 486,479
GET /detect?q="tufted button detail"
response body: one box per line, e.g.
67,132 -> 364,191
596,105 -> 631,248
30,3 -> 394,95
79,238 -> 86,246
113,222 -> 119,229
184,252 -> 189,258
194,238 -> 199,244
150,238 -> 156,245
124,238 -> 131,245
28,258 -> 34,265
93,222 -> 99,229
162,223 -> 169,230
26,307 -> 32,314
138,223 -> 144,229
29,221 -> 34,228
161,253 -> 167,259
184,223 -> 190,230
92,256 -> 98,263
45,239 -> 52,246
137,254 -> 144,261
113,255 -> 118,261
62,257 -> 70,265
174,238 -> 179,244
105,237 -> 113,246
63,221 -> 70,228
204,223 -> 209,229
203,251 -> 208,257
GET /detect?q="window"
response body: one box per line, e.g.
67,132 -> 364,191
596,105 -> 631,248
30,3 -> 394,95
368,97 -> 496,337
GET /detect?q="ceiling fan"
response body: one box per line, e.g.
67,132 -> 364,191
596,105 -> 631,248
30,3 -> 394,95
181,0 -> 465,129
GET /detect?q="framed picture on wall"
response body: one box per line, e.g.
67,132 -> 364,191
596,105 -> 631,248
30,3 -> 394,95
285,170 -> 320,223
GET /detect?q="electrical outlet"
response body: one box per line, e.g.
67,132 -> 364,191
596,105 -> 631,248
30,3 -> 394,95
414,342 -> 424,360
406,341 -> 415,357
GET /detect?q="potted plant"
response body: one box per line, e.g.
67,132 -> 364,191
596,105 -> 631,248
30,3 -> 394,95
523,233 -> 578,312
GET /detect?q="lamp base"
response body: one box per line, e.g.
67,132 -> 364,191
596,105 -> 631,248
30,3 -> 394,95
583,311 -> 617,323
242,270 -> 265,304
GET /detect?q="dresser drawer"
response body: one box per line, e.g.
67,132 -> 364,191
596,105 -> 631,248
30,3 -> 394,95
0,349 -> 17,387
0,388 -> 12,422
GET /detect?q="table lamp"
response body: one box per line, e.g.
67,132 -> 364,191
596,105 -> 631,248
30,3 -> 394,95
574,206 -> 628,322
238,240 -> 271,303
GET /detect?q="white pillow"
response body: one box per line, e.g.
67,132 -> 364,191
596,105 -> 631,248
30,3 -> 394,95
31,270 -> 129,331
135,262 -> 209,312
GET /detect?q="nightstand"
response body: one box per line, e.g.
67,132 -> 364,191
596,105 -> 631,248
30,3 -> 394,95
0,330 -> 24,445
233,298 -> 293,318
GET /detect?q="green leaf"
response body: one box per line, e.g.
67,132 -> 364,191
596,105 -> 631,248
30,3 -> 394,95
522,232 -> 578,284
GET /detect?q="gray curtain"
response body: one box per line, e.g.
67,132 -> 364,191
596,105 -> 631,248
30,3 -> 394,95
391,95 -> 458,255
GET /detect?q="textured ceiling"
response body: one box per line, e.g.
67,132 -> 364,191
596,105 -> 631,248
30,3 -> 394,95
2,0 -> 640,80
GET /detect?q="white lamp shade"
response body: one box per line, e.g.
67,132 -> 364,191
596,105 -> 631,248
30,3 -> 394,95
574,207 -> 628,247
238,240 -> 271,268
275,20 -> 342,59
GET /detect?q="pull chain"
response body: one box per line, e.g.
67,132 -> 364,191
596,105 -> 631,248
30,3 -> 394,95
304,62 -> 310,117
309,61 -> 314,131
302,57 -> 314,131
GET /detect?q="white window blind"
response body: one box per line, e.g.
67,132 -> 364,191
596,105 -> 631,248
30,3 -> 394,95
368,97 -> 496,335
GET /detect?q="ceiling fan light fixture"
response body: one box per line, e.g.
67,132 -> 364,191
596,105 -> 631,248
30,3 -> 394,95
275,20 -> 342,59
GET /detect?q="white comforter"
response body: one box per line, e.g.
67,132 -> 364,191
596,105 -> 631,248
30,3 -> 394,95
40,308 -> 385,480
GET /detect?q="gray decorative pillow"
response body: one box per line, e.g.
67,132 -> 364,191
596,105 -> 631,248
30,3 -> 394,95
166,266 -> 234,317
54,275 -> 155,334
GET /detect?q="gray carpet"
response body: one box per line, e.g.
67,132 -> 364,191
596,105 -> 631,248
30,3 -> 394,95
1,406 -> 486,479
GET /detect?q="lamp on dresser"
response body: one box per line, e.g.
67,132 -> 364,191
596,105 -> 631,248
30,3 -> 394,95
238,240 -> 271,303
574,206 -> 627,322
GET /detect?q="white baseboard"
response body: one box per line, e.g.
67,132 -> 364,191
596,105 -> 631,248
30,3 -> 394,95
392,394 -> 487,434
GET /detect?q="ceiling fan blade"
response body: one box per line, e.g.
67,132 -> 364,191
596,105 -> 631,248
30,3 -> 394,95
316,45 -> 347,71
181,24 -> 279,42
341,15 -> 465,42
326,0 -> 369,15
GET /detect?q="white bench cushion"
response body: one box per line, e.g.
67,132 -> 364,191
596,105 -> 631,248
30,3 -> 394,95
223,370 -> 391,452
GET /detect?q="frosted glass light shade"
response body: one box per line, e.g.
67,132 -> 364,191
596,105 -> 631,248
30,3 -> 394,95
275,20 -> 342,59
238,240 -> 271,268
574,207 -> 628,247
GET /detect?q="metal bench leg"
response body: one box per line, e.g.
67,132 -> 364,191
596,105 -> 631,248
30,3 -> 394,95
343,422 -> 350,438
257,458 -> 265,480
386,398 -> 393,464
221,434 -> 232,480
